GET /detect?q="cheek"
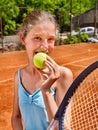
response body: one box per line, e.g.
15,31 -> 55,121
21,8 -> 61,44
49,42 -> 55,48
25,40 -> 41,50
48,44 -> 54,53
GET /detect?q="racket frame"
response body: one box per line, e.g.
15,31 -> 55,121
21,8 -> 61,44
47,60 -> 98,130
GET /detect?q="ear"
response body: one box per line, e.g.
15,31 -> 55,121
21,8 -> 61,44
18,32 -> 25,45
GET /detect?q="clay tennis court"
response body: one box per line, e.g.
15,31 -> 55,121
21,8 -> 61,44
0,43 -> 98,130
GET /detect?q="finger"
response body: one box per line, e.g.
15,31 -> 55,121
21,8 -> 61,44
47,55 -> 57,65
45,60 -> 58,73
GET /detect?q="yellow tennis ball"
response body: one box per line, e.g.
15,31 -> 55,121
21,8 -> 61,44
33,52 -> 47,69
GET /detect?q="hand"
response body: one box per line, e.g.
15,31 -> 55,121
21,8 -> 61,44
40,56 -> 60,91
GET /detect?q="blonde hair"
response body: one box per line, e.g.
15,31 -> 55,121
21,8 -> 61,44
19,9 -> 57,35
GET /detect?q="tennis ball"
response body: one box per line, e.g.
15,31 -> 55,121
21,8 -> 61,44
33,52 -> 47,69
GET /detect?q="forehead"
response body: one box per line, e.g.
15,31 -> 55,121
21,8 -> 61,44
29,21 -> 56,36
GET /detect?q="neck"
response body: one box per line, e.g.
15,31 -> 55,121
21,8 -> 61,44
26,60 -> 43,79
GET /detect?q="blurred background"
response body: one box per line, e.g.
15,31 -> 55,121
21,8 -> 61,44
0,0 -> 98,52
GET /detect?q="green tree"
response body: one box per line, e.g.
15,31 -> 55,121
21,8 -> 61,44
0,0 -> 97,35
0,0 -> 20,35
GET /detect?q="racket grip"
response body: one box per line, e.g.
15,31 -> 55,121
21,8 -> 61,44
47,119 -> 58,130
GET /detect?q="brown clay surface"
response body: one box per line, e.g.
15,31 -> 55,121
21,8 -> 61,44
0,43 -> 98,130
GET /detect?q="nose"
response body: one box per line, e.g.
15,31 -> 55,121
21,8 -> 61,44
41,39 -> 48,48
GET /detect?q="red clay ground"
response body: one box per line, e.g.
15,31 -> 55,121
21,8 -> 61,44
0,43 -> 98,130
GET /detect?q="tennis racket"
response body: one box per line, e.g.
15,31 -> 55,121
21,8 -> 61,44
47,60 -> 98,130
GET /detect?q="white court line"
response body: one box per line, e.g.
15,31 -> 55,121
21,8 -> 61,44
62,63 -> 86,68
0,78 -> 13,83
62,55 -> 98,67
53,49 -> 97,60
0,64 -> 27,83
0,54 -> 97,83
0,65 -> 26,83
0,64 -> 26,71
67,56 -> 97,64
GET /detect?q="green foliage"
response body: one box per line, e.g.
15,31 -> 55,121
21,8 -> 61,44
64,34 -> 79,44
72,0 -> 96,16
63,32 -> 89,44
0,0 -> 96,35
0,5 -> 20,35
79,33 -> 89,42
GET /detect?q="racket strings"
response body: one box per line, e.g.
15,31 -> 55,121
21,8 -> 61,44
64,68 -> 98,130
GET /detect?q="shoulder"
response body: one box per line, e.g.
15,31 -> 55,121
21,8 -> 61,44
14,68 -> 23,87
14,67 -> 25,83
59,65 -> 73,79
54,65 -> 73,89
13,69 -> 22,96
14,70 -> 19,87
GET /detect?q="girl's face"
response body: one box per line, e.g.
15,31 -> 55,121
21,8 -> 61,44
21,21 -> 56,59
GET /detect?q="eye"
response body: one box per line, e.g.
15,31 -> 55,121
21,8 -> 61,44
34,37 -> 42,42
48,37 -> 55,42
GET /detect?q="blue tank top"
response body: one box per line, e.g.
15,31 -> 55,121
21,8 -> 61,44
18,69 -> 55,130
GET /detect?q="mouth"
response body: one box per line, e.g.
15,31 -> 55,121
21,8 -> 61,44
34,50 -> 45,54
34,49 -> 48,55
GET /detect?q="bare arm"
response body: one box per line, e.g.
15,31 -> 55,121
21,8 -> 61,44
11,71 -> 23,130
55,67 -> 73,106
41,56 -> 73,122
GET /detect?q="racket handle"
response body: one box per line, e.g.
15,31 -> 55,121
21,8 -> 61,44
47,119 -> 58,130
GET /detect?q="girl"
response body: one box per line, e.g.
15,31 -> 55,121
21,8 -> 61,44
11,9 -> 73,130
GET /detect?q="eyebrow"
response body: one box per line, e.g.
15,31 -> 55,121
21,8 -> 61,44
33,33 -> 56,37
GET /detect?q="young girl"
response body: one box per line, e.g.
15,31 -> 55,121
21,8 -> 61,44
11,9 -> 73,130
